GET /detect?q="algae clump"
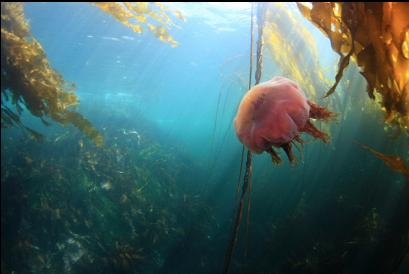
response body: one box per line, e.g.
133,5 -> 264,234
1,2 -> 103,146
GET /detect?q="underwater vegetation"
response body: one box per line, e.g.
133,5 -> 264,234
1,2 -> 183,146
297,2 -> 409,131
1,3 -> 103,146
227,3 -> 408,273
1,109 -> 211,274
1,2 -> 409,274
93,2 -> 184,47
260,2 -> 409,177
263,3 -> 333,101
2,2 -> 407,143
3,101 -> 407,274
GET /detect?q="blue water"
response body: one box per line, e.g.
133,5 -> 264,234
2,3 -> 409,274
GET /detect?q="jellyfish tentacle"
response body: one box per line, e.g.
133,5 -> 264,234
301,120 -> 329,143
281,143 -> 296,165
294,134 -> 305,144
291,140 -> 304,162
267,147 -> 282,165
307,100 -> 335,121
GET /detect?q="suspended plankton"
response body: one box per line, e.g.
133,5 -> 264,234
234,76 -> 335,164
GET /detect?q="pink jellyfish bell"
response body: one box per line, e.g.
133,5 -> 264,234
234,76 -> 335,164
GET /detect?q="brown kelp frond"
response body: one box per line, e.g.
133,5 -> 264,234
1,2 -> 103,146
93,2 -> 184,47
359,143 -> 409,180
297,2 -> 409,130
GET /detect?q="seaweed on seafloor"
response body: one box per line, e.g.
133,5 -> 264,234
1,121 -> 201,273
1,3 -> 103,146
297,3 -> 409,131
107,241 -> 145,272
92,2 -> 184,47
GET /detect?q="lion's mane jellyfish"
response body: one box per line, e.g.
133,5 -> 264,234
234,76 -> 335,164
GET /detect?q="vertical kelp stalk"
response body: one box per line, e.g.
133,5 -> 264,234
223,4 -> 254,273
245,3 -> 267,258
254,2 -> 266,85
223,3 -> 266,274
235,1 -> 255,197
235,146 -> 245,195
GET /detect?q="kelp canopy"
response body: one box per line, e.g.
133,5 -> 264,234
1,2 -> 103,146
297,2 -> 409,131
93,2 -> 184,47
1,2 -> 183,146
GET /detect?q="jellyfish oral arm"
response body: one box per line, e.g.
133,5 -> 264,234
307,100 -> 335,121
